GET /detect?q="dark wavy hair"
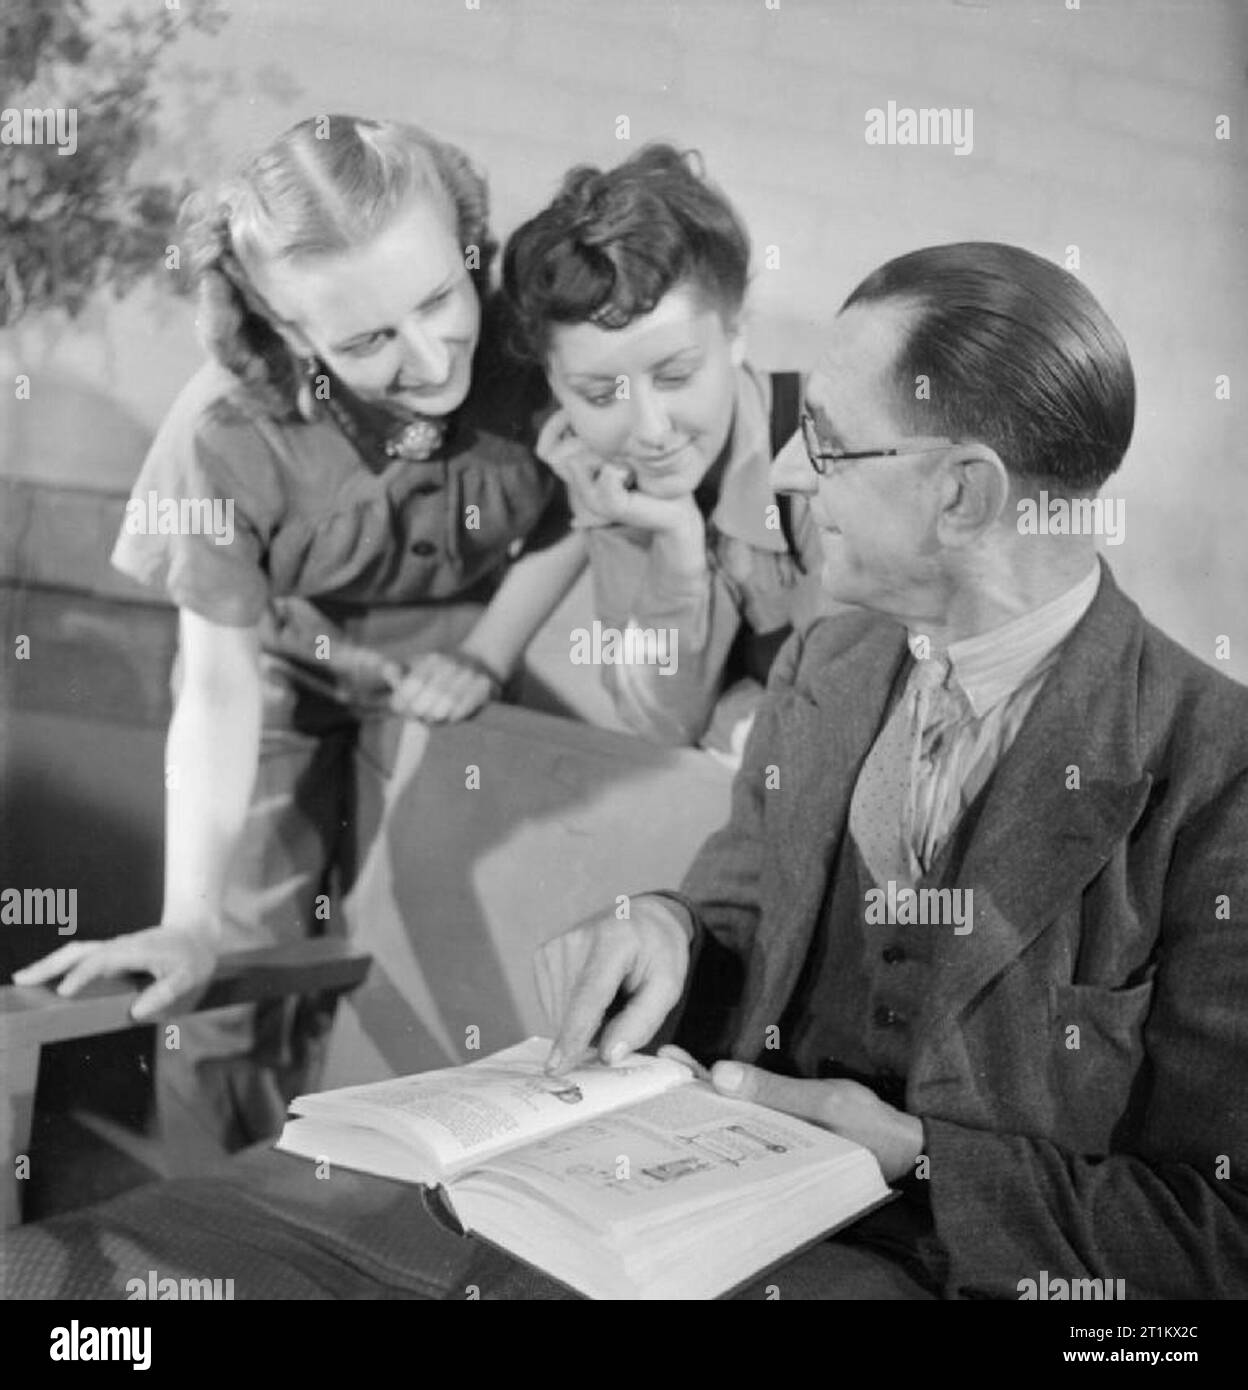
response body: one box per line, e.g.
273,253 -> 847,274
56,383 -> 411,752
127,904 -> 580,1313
843,243 -> 1135,493
501,143 -> 750,361
180,115 -> 495,418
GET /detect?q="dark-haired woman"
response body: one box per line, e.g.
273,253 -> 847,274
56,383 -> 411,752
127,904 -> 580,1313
503,144 -> 833,757
15,116 -> 584,1155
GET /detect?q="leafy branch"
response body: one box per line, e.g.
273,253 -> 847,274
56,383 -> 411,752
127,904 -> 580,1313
0,0 -> 229,326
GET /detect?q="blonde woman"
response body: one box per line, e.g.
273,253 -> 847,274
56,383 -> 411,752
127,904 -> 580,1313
17,115 -> 584,1154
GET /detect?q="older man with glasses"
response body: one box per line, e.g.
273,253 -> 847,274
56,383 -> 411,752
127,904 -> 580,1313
539,241 -> 1248,1299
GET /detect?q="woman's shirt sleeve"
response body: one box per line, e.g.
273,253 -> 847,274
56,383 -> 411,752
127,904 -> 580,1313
111,391 -> 283,628
587,524 -> 744,747
584,497 -> 834,747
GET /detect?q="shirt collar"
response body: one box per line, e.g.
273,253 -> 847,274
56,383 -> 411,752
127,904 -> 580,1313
707,365 -> 791,554
913,562 -> 1102,719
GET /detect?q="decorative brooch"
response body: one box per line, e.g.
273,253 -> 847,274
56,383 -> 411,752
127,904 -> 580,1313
384,416 -> 447,462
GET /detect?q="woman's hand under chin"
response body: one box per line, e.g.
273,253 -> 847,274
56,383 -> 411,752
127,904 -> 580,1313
537,409 -> 704,539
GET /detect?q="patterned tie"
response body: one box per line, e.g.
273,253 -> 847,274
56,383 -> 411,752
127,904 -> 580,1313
905,653 -> 966,875
851,650 -> 968,885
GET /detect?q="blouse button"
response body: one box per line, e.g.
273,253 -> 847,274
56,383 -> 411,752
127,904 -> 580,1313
410,540 -> 437,557
873,1004 -> 902,1028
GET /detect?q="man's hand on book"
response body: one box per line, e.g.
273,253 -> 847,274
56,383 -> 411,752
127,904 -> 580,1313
536,895 -> 692,1075
709,1063 -> 925,1184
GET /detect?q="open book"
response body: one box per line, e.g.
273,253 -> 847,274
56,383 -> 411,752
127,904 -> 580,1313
277,1039 -> 893,1300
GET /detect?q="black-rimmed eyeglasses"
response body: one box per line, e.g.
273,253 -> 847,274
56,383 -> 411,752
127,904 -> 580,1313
800,410 -> 958,476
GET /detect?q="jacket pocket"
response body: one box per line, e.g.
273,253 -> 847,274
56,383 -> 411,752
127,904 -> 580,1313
1047,977 -> 1156,1151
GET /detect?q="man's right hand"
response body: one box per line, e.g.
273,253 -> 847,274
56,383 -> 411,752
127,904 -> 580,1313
535,895 -> 693,1074
12,920 -> 222,1023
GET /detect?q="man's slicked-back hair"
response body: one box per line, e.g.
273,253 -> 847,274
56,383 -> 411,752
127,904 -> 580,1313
502,142 -> 750,361
842,243 -> 1135,493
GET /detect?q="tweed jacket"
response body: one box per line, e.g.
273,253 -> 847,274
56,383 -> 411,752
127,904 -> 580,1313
678,561 -> 1248,1298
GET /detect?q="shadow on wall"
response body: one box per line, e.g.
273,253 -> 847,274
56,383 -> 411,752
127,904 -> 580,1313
323,707 -> 734,1087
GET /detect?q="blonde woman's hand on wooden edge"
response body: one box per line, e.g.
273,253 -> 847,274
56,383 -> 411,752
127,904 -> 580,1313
12,921 -> 222,1023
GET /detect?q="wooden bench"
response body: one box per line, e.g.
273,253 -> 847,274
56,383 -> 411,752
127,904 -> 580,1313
0,937 -> 371,1226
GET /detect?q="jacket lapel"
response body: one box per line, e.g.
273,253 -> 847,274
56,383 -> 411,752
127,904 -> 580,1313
737,619 -> 910,1051
915,562 -> 1154,1051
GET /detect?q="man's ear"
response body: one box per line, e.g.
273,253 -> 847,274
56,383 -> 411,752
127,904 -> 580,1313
936,447 -> 1010,545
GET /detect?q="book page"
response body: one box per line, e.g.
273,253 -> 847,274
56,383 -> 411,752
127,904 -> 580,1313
290,1038 -> 692,1177
471,1081 -> 878,1232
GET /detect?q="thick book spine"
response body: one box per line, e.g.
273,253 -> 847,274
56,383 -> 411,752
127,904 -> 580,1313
421,1184 -> 468,1238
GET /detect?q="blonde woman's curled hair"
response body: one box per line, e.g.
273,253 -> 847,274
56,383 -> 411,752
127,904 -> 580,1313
180,115 -> 495,418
